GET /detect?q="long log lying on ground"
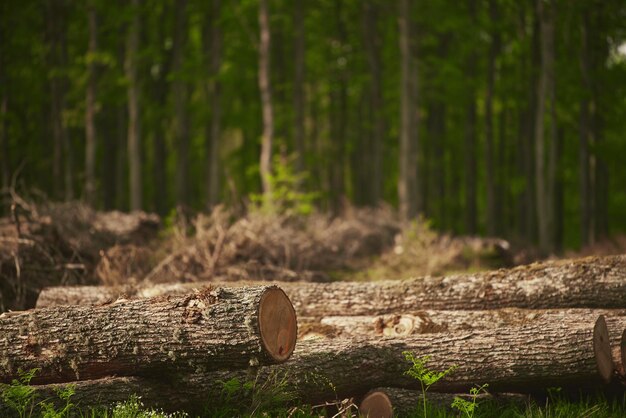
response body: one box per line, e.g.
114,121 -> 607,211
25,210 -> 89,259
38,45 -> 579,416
0,285 -> 297,385
37,255 -> 626,314
359,388 -> 529,418
8,315 -> 620,411
301,309 -> 626,339
270,317 -> 626,402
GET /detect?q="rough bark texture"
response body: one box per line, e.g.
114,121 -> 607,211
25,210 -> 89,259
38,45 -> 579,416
359,388 -> 529,418
308,309 -> 626,339
37,255 -> 626,314
264,321 -> 611,402
1,286 -> 296,384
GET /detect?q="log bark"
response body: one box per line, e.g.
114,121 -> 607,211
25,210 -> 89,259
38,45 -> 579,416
0,285 -> 296,384
267,317 -> 622,402
4,316 -> 615,412
38,255 -> 626,314
301,309 -> 626,339
359,388 -> 528,418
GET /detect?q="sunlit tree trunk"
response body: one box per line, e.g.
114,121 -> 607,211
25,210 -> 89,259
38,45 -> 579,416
258,0 -> 274,205
85,2 -> 98,206
126,0 -> 142,210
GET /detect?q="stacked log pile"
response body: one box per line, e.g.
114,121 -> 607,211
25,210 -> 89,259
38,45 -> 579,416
3,255 -> 626,416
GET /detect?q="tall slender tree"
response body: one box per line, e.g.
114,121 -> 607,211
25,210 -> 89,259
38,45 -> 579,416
205,0 -> 222,208
85,1 -> 98,205
398,0 -> 418,221
173,0 -> 189,208
535,0 -> 556,254
126,0 -> 142,210
293,0 -> 306,176
258,0 -> 274,205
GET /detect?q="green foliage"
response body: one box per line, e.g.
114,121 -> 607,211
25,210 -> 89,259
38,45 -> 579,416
1,368 -> 39,418
450,384 -> 489,418
205,372 -> 297,417
250,154 -> 319,217
403,352 -> 457,418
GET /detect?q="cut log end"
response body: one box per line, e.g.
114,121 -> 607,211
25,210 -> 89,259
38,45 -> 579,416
359,391 -> 393,418
593,315 -> 613,383
258,287 -> 297,362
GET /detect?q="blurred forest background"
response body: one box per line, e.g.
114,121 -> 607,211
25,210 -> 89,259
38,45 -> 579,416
1,0 -> 626,255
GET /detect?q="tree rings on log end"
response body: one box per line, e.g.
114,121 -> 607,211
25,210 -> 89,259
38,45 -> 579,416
359,391 -> 393,418
594,315 -> 613,383
258,287 -> 297,362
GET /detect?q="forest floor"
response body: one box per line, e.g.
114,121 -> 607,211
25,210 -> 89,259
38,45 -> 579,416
2,197 -> 626,416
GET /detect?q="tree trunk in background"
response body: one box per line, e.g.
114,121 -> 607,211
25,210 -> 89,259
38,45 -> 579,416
151,3 -> 172,216
330,0 -> 348,214
464,0 -> 478,235
205,0 -> 222,209
590,6 -> 609,241
398,0 -> 418,222
45,0 -> 69,200
293,0 -> 305,176
84,2 -> 98,206
173,0 -> 189,208
579,12 -> 593,247
126,0 -> 142,210
485,0 -> 500,237
363,0 -> 384,205
258,0 -> 274,205
535,0 -> 555,255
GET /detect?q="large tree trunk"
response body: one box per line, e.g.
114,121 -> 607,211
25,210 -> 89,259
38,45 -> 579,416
398,0 -> 418,221
268,318 -> 621,401
173,0 -> 190,208
37,255 -> 626,314
126,0 -> 142,210
359,388 -> 528,418
258,0 -> 274,204
84,2 -> 98,206
8,317 -> 617,411
1,286 -> 296,385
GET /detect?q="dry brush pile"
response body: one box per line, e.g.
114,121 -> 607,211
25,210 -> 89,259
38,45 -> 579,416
11,254 -> 626,417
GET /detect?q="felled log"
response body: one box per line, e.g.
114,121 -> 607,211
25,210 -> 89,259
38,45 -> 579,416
0,285 -> 296,385
359,388 -> 528,418
37,255 -> 626,314
4,316 -> 617,412
278,316 -> 626,402
305,309 -> 626,338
